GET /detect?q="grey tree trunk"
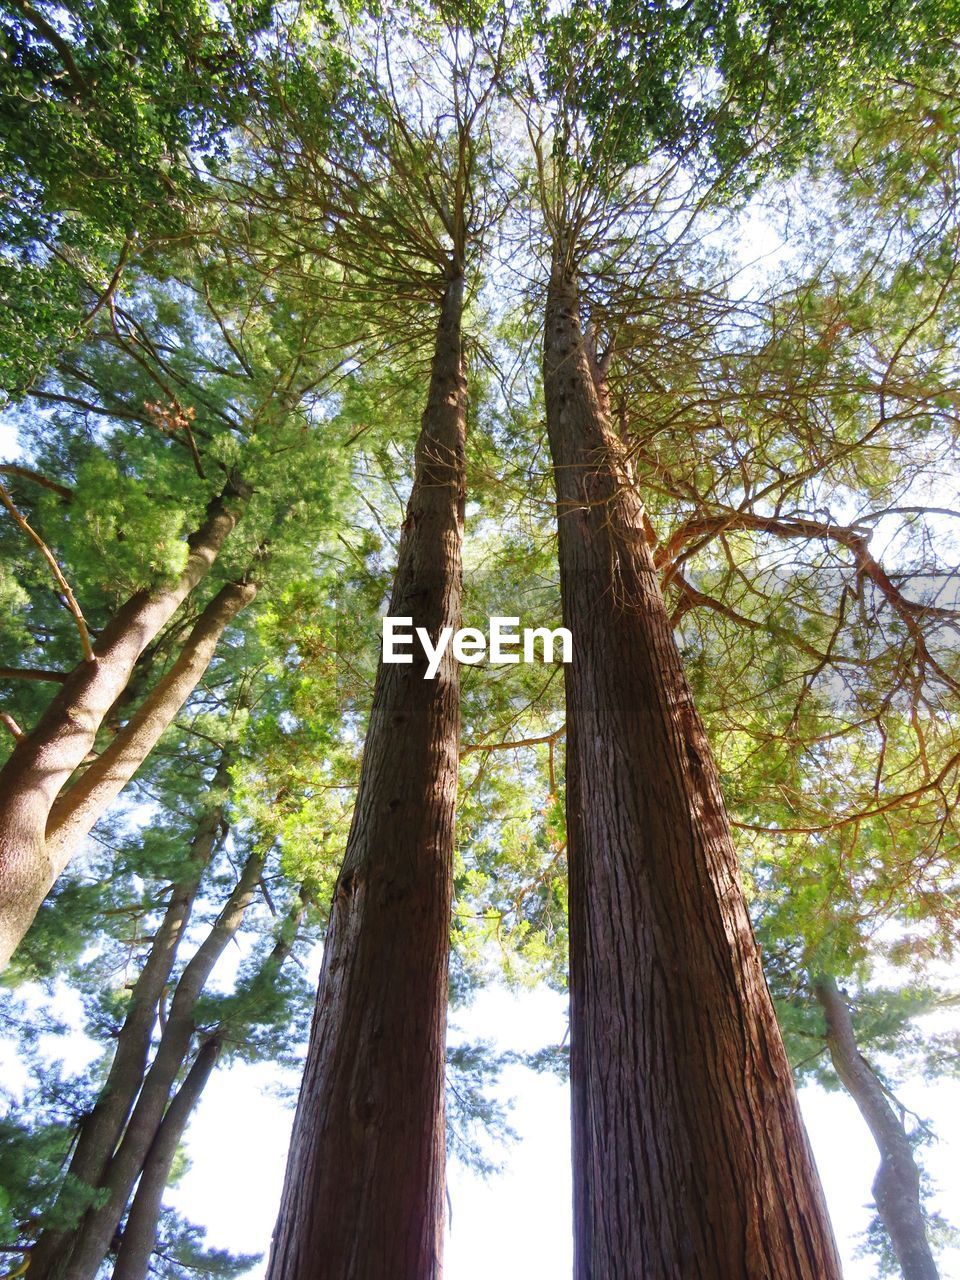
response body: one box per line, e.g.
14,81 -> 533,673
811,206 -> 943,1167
0,476 -> 250,968
266,269 -> 466,1280
32,847 -> 265,1280
543,263 -> 842,1280
815,975 -> 940,1280
25,753 -> 232,1277
111,888 -> 310,1280
111,1037 -> 222,1280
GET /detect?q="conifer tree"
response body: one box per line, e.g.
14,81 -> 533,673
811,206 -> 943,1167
516,2 -> 960,1273
259,15 -> 507,1276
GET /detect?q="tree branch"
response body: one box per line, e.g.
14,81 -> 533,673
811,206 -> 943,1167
8,0 -> 88,99
0,465 -> 73,502
0,666 -> 68,683
0,480 -> 94,663
0,713 -> 25,742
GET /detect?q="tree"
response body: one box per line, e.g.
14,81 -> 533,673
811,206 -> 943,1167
814,976 -> 944,1280
754,835 -> 959,1278
257,14 -> 505,1278
3,2 -> 960,1274
0,468 -> 254,968
0,193 -> 358,967
510,1 -> 960,1272
0,363 -> 394,1278
0,742 -> 320,1280
540,242 -> 843,1280
658,69 -> 960,1270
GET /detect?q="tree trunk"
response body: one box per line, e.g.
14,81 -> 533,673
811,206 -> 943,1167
543,265 -> 842,1280
46,577 -> 257,866
815,975 -> 939,1280
0,475 -> 250,969
111,1037 -> 222,1280
112,885 -> 309,1280
26,754 -> 232,1277
33,847 -> 265,1280
266,270 -> 466,1280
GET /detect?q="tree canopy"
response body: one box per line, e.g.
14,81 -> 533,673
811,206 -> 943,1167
2,1 -> 960,1277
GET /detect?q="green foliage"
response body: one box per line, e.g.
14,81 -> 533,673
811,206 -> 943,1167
445,1040 -> 518,1177
0,0 -> 279,393
148,1208 -> 261,1279
541,0 -> 960,184
0,989 -> 104,1235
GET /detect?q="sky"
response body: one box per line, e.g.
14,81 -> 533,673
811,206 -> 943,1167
162,981 -> 960,1280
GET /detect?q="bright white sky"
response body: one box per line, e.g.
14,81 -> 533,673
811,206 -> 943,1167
163,982 -> 960,1280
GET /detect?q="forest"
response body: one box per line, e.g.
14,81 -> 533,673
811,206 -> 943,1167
1,0 -> 959,1277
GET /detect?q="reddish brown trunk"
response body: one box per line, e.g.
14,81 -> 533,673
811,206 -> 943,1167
543,267 -> 842,1280
815,976 -> 939,1280
266,272 -> 466,1280
0,477 -> 250,969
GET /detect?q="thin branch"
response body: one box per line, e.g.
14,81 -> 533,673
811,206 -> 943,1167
0,713 -> 25,741
0,465 -> 73,502
0,666 -> 68,683
0,480 -> 95,663
8,0 -> 88,98
81,234 -> 134,327
461,726 -> 566,758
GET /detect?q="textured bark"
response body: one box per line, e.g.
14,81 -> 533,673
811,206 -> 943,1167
36,847 -> 265,1280
111,885 -> 308,1280
111,1037 -> 222,1280
543,266 -> 842,1280
266,272 -> 466,1280
47,578 -> 257,865
26,755 -> 232,1278
0,476 -> 250,969
815,975 -> 939,1280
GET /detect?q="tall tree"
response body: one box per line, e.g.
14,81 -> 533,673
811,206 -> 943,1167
660,71 -> 960,1271
815,976 -> 943,1280
517,1 -> 960,1272
0,211 -> 353,966
0,470 -> 253,968
541,243 -> 843,1280
261,15 -> 504,1278
3,3 -> 960,1276
268,275 -> 463,1279
1,759 -> 319,1280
